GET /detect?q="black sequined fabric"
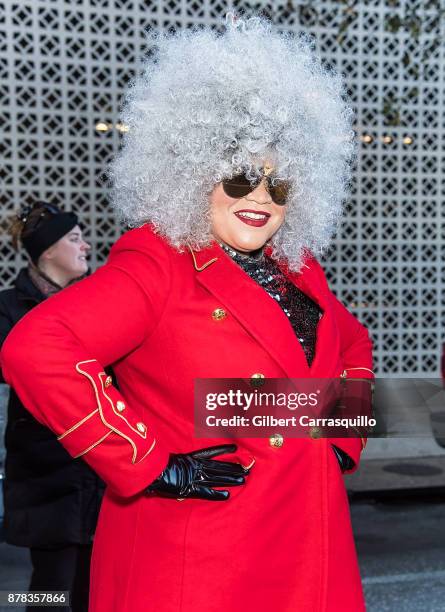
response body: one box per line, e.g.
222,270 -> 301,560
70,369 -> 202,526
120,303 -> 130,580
221,244 -> 322,367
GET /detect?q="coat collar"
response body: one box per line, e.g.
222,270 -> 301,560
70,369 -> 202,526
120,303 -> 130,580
15,267 -> 45,304
187,245 -> 219,272
187,243 -> 340,378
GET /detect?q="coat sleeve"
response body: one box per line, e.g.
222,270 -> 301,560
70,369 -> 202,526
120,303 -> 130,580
310,257 -> 374,473
0,227 -> 171,497
0,297 -> 14,384
328,292 -> 374,473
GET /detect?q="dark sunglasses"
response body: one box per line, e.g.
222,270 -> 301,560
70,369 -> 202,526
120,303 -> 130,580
39,202 -> 60,215
222,172 -> 290,206
18,201 -> 61,224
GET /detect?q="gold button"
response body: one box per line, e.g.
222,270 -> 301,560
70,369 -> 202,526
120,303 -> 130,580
105,376 -> 113,388
251,373 -> 265,387
309,426 -> 322,439
212,308 -> 226,321
269,433 -> 284,448
136,422 -> 146,433
116,401 -> 126,412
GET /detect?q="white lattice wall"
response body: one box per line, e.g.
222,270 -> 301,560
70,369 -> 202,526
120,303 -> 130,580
0,0 -> 443,375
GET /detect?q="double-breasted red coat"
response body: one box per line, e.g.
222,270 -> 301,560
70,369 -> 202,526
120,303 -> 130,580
1,224 -> 373,612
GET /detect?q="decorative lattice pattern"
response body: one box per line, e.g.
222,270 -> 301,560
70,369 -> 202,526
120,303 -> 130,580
0,1 -> 443,375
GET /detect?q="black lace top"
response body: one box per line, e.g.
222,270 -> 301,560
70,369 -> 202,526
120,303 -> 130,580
221,244 -> 322,367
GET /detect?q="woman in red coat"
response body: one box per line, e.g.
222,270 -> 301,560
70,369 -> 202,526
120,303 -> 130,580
1,16 -> 373,612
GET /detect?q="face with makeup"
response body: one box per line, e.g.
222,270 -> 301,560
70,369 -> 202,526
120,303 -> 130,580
209,172 -> 288,254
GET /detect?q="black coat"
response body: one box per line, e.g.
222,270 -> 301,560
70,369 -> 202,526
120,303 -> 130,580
0,267 -> 104,547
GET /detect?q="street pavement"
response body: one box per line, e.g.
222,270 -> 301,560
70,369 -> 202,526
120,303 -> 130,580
353,492 -> 445,611
0,493 -> 444,611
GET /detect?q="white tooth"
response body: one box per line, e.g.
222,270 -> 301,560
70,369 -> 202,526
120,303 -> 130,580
238,212 -> 267,220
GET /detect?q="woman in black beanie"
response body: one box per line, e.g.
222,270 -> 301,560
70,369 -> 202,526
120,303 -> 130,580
0,202 -> 104,612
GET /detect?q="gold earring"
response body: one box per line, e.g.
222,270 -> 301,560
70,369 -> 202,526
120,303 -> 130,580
263,163 -> 274,177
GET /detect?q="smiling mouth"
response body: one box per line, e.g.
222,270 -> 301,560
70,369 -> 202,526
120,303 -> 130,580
234,210 -> 271,227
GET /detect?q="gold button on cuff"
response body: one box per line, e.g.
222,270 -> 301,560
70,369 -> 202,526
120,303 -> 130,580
104,375 -> 113,388
116,400 -> 126,413
136,422 -> 146,433
309,426 -> 322,439
212,308 -> 226,321
269,433 -> 284,448
251,373 -> 265,387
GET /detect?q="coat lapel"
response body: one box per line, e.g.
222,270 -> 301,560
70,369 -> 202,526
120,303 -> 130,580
281,261 -> 340,378
190,243 -> 337,378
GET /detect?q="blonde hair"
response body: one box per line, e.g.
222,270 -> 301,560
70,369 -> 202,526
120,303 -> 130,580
8,205 -> 53,253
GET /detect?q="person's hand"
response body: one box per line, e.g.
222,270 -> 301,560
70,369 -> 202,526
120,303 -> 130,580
146,444 -> 250,501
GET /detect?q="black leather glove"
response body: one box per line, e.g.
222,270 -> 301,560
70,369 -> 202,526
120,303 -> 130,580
146,444 -> 250,501
331,444 -> 355,473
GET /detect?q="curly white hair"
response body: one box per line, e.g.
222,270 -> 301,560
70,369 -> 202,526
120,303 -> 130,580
110,15 -> 355,271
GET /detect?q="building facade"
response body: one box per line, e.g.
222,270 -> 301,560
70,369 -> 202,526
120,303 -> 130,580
0,0 -> 443,375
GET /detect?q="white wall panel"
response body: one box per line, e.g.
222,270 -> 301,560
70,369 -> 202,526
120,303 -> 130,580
0,0 -> 443,375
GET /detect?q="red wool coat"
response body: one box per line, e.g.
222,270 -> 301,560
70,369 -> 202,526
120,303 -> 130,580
1,225 -> 373,612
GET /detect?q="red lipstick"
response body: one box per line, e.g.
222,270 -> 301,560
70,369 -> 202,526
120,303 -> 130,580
234,209 -> 271,228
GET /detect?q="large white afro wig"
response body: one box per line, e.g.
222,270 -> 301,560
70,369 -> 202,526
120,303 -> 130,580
110,15 -> 355,271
